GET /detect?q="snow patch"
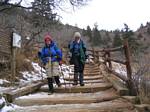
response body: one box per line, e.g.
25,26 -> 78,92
0,79 -> 10,85
0,96 -> 19,112
112,62 -> 127,77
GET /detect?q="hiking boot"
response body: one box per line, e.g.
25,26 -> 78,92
80,83 -> 85,86
79,73 -> 84,86
54,76 -> 61,87
57,83 -> 61,87
48,91 -> 53,95
73,81 -> 78,86
47,77 -> 54,92
73,73 -> 78,86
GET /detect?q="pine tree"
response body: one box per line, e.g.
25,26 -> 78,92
32,0 -> 56,20
122,23 -> 140,53
103,31 -> 111,46
113,30 -> 122,47
92,24 -> 102,46
86,25 -> 92,42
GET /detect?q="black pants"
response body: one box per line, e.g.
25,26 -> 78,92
73,55 -> 84,73
72,55 -> 85,84
47,76 -> 60,92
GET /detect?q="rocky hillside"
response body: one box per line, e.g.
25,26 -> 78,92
0,8 -> 90,49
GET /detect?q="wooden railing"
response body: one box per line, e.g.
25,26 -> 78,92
87,39 -> 136,95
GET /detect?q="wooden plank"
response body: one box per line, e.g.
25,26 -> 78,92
106,67 -> 128,82
84,72 -> 100,76
84,67 -> 99,71
64,75 -> 103,81
103,69 -> 129,96
0,29 -> 12,57
104,58 -> 126,65
40,83 -> 113,93
84,69 -> 100,73
4,80 -> 47,102
103,46 -> 124,52
135,104 -> 150,112
122,96 -> 140,104
14,89 -> 118,106
87,46 -> 123,53
61,80 -> 105,85
14,98 -> 135,112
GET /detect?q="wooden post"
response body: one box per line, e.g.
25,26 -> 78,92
11,47 -> 16,83
103,52 -> 107,66
97,51 -> 100,63
124,39 -> 132,81
92,47 -> 95,62
123,39 -> 137,95
11,32 -> 21,84
107,51 -> 112,69
95,51 -> 98,63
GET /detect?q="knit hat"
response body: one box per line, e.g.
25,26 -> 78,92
44,34 -> 52,43
74,32 -> 81,38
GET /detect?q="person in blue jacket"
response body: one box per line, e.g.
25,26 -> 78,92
69,32 -> 87,86
40,34 -> 62,94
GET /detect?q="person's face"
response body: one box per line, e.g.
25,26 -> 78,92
75,36 -> 80,41
45,39 -> 51,45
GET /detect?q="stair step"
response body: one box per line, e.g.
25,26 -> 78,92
64,75 -> 103,81
84,64 -> 99,67
40,83 -> 113,93
84,69 -> 100,73
14,89 -> 118,106
84,67 -> 99,70
84,72 -> 101,76
60,80 -> 105,85
14,98 -> 134,112
69,72 -> 101,76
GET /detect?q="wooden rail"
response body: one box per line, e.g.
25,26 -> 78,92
87,39 -> 136,95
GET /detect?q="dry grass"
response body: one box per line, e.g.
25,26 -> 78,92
131,53 -> 150,104
16,53 -> 33,72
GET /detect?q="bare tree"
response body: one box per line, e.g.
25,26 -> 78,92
0,0 -> 89,13
132,53 -> 150,103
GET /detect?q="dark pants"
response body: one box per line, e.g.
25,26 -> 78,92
73,55 -> 84,73
72,55 -> 85,85
47,76 -> 61,92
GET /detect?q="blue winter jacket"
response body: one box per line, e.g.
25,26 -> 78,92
40,41 -> 62,65
69,40 -> 86,56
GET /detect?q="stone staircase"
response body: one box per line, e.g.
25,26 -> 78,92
13,63 -> 136,112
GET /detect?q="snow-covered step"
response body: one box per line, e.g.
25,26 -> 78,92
60,79 -> 105,85
13,89 -> 118,106
14,98 -> 135,112
64,75 -> 103,81
69,71 -> 101,76
40,83 -> 112,93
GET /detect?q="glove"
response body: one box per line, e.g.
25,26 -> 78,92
54,55 -> 59,58
59,60 -> 63,65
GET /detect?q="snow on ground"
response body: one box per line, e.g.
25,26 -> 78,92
0,80 -> 10,85
112,62 -> 127,77
0,61 -> 75,111
20,62 -> 74,85
0,96 -> 19,112
19,62 -> 47,84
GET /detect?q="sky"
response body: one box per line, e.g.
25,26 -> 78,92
59,0 -> 150,31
